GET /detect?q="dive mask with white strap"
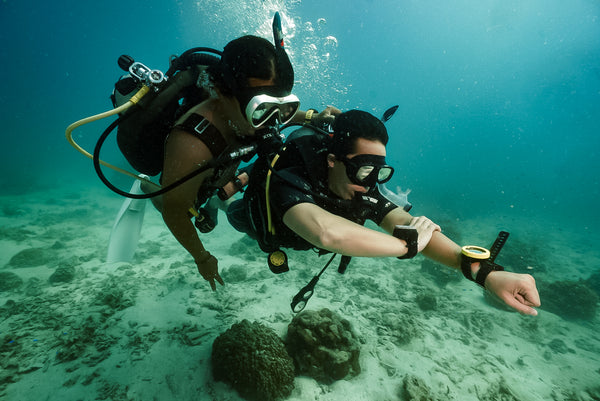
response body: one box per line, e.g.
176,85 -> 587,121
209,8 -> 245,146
238,86 -> 300,128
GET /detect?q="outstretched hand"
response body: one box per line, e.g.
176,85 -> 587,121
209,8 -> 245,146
410,216 -> 441,252
313,106 -> 342,127
196,253 -> 224,291
485,271 -> 541,316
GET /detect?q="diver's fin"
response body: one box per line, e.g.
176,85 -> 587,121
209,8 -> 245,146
106,177 -> 148,263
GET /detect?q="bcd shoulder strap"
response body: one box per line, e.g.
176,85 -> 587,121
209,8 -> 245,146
116,65 -> 211,176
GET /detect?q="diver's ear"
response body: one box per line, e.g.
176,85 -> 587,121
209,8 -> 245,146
327,153 -> 336,168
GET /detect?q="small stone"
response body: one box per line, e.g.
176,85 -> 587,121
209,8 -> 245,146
49,265 -> 76,284
0,272 -> 23,292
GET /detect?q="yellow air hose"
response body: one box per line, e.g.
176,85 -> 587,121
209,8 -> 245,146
65,85 -> 155,185
66,85 -> 197,217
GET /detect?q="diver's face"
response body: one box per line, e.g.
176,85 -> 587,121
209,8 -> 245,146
327,138 -> 387,200
232,76 -> 277,134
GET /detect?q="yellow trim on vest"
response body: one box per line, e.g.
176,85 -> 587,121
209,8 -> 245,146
265,147 -> 286,235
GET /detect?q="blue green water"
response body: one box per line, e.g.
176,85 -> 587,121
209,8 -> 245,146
1,0 -> 599,399
2,0 -> 599,232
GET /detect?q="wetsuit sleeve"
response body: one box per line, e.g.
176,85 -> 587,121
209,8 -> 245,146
366,188 -> 401,226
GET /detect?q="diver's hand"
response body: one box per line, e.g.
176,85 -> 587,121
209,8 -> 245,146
195,251 -> 224,291
313,106 -> 342,127
484,271 -> 540,316
409,216 -> 441,252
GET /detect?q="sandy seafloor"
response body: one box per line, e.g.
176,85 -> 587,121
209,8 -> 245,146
1,184 -> 599,401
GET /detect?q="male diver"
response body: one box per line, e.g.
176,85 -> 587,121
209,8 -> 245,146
227,110 -> 541,316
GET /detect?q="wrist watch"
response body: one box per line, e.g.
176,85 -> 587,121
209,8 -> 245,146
304,108 -> 317,124
461,245 -> 503,287
393,225 -> 418,259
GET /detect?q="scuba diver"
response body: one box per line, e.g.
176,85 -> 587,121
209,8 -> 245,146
156,34 -> 298,291
66,13 -> 337,290
226,110 -> 541,315
140,34 -> 335,290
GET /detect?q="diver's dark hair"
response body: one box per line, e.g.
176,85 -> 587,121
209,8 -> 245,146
208,35 -> 293,97
330,110 -> 389,156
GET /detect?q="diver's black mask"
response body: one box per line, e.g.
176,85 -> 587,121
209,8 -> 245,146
337,154 -> 394,188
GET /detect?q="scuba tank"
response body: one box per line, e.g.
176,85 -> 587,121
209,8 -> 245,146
65,46 -> 225,194
66,12 -> 292,201
65,12 -> 293,237
112,49 -> 221,176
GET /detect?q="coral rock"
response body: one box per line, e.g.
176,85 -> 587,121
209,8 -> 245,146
49,265 -> 76,284
285,308 -> 361,383
211,320 -> 294,401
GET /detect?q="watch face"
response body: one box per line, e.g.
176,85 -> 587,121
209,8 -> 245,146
461,245 -> 491,260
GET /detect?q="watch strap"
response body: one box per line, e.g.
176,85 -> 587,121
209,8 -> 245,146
393,225 -> 418,259
304,109 -> 317,124
460,254 -> 474,281
461,254 -> 505,287
475,260 -> 504,287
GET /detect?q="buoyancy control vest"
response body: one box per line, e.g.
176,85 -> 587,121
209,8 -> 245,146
244,126 -> 332,253
111,49 -> 221,176
245,124 -> 413,253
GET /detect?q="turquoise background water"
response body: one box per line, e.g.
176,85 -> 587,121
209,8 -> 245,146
1,0 -> 599,256
1,2 -> 600,399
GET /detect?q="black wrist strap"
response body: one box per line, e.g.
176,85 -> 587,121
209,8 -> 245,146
461,231 -> 509,287
393,226 -> 418,259
475,260 -> 504,287
461,254 -> 504,288
460,254 -> 474,281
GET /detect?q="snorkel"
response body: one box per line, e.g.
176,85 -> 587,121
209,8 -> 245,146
272,12 -> 294,94
241,13 -> 298,156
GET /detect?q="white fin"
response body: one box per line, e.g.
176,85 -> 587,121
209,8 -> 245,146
106,177 -> 148,263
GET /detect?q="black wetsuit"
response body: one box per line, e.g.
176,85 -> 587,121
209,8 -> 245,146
227,127 -> 401,252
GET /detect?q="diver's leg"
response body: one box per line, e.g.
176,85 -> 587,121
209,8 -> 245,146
140,179 -> 164,213
226,199 -> 256,239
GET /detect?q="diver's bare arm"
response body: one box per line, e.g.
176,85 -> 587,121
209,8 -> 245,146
379,207 -> 413,233
424,233 -> 541,314
378,206 -> 540,314
162,129 -> 213,261
421,232 -> 463,269
292,106 -> 342,125
380,207 -> 463,268
283,203 -> 411,257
